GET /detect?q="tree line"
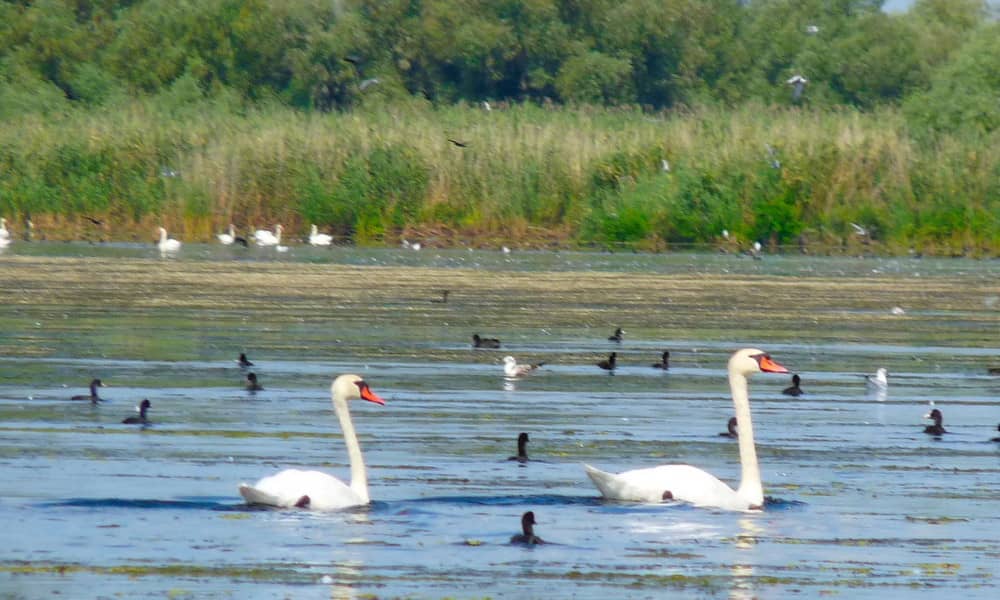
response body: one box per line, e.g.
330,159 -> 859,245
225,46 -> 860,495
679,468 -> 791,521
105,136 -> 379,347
1,0 -> 997,135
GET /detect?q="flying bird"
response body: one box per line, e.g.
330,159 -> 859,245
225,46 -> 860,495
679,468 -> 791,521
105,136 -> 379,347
787,74 -> 808,101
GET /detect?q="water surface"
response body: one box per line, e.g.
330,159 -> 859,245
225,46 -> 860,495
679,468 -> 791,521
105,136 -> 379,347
1,245 -> 998,598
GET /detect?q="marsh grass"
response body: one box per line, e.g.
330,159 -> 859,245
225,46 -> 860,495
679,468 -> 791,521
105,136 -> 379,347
0,102 -> 996,254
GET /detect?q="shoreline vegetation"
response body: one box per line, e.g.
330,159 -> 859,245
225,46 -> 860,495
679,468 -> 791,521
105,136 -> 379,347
1,102 -> 996,257
1,1 -> 998,257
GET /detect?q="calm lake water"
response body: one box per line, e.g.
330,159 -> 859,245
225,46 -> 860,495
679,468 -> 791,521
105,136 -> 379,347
0,243 -> 998,598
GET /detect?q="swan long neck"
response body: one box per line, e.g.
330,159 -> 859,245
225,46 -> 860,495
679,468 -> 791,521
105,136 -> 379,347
729,369 -> 763,508
333,392 -> 369,503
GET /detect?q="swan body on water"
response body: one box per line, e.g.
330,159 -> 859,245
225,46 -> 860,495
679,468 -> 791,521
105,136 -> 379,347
217,224 -> 236,245
157,227 -> 181,253
309,225 -> 333,246
254,224 -> 283,247
239,374 -> 385,510
584,348 -> 787,511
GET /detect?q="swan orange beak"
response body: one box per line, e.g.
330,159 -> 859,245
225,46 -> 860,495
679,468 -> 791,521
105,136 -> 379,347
758,355 -> 788,374
359,384 -> 386,405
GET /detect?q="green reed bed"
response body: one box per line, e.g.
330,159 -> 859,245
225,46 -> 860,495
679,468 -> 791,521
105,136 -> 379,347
0,102 -> 996,255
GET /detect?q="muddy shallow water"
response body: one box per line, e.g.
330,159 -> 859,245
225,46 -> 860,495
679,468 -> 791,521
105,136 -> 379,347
0,244 -> 998,598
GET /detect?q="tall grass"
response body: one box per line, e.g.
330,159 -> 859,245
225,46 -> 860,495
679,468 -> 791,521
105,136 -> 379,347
0,100 -> 996,255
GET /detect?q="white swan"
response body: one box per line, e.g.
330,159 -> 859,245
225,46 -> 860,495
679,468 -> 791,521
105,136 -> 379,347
254,224 -> 283,247
309,224 -> 333,246
217,224 -> 236,245
584,348 -> 787,511
157,227 -> 181,253
239,374 -> 385,510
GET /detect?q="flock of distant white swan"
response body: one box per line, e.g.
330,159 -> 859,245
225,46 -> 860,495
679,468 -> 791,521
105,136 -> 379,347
0,219 -> 338,255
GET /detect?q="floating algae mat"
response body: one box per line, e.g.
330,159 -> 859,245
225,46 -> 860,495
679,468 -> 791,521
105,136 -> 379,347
0,248 -> 997,598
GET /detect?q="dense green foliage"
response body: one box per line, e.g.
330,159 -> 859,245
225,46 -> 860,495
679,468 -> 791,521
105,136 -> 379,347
0,0 -> 998,254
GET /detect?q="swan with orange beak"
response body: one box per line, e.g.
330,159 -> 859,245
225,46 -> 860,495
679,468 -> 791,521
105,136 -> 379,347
585,348 -> 788,511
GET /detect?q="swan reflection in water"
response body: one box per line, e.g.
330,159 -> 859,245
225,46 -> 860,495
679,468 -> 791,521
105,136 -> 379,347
730,517 -> 766,600
320,558 -> 365,600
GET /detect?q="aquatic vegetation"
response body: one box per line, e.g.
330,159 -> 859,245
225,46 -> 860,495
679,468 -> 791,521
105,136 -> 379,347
0,104 -> 996,256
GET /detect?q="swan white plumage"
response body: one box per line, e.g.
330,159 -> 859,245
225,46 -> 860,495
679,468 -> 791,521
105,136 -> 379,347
157,227 -> 181,253
217,224 -> 236,245
239,374 -> 385,510
584,348 -> 787,511
309,224 -> 333,246
254,224 -> 283,247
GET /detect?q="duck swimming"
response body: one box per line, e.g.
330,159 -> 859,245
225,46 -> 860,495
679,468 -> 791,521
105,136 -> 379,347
718,416 -> 738,438
923,408 -> 947,436
473,334 -> 501,349
508,432 -> 530,462
510,511 -> 544,545
597,352 -> 617,371
651,351 -> 670,369
246,372 -> 263,391
71,379 -> 105,404
237,353 -> 253,368
608,328 -> 624,343
122,399 -> 151,425
781,374 -> 803,396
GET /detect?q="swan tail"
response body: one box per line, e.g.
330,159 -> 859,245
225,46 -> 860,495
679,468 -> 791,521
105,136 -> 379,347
239,483 -> 285,508
584,464 -> 619,499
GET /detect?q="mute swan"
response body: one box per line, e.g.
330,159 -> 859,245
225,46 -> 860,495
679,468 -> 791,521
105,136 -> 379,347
508,432 -> 530,462
504,356 -> 544,378
473,334 -> 501,349
239,374 -> 385,510
157,227 -> 181,253
254,224 -> 283,247
608,327 -> 624,342
584,348 -> 787,511
597,352 -> 616,371
923,408 -> 947,435
781,374 -> 803,396
651,351 -> 670,369
510,511 -> 544,545
122,399 -> 151,425
217,224 -> 236,245
71,378 -> 105,403
308,224 -> 333,246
